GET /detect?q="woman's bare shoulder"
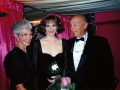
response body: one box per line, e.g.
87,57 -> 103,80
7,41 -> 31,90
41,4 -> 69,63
40,37 -> 46,42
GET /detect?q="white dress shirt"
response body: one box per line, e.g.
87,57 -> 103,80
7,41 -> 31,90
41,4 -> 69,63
73,32 -> 88,71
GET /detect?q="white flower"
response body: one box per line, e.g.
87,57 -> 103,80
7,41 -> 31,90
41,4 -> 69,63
51,64 -> 58,71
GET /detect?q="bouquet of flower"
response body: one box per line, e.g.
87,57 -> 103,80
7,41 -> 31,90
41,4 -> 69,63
46,76 -> 76,90
45,61 -> 61,79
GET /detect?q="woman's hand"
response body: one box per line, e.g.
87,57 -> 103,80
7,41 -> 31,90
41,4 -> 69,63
47,75 -> 60,83
47,76 -> 56,83
15,84 -> 27,90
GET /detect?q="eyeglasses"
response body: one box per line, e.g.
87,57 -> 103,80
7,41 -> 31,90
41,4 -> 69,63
16,33 -> 33,38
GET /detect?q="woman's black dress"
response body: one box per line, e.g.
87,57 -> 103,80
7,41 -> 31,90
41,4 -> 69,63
32,39 -> 68,90
4,47 -> 35,90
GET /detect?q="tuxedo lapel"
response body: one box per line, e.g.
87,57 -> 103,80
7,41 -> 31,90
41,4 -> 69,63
68,38 -> 76,72
77,53 -> 88,70
77,33 -> 93,71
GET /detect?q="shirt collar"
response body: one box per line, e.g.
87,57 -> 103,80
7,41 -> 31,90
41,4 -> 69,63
76,31 -> 88,42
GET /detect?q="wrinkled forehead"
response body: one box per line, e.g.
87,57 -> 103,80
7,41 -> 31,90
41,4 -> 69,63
20,29 -> 32,33
70,15 -> 86,24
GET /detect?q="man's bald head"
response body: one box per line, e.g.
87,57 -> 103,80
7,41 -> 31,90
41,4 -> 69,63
70,14 -> 88,38
71,14 -> 89,23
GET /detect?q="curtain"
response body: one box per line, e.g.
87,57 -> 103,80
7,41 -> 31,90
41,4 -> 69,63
0,0 -> 23,90
50,12 -> 73,40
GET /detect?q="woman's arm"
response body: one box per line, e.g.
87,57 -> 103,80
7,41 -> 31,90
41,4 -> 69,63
31,40 -> 40,89
4,52 -> 25,86
62,39 -> 68,76
16,84 -> 27,90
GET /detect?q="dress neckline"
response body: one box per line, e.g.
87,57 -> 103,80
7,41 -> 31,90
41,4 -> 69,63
39,39 -> 63,57
42,52 -> 63,57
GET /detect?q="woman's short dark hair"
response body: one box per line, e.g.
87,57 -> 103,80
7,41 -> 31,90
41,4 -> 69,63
37,15 -> 64,35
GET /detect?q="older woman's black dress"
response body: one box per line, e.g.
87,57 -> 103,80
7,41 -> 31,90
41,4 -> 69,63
4,47 -> 35,90
32,39 -> 68,90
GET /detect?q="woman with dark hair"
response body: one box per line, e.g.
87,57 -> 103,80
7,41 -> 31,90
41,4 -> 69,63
31,15 -> 68,90
4,20 -> 35,90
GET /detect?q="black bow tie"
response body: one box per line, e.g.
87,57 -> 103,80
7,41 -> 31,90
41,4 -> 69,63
75,37 -> 84,42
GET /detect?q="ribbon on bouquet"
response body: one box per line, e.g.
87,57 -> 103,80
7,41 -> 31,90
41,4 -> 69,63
46,75 -> 61,90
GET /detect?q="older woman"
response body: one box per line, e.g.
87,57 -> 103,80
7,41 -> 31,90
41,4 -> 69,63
4,20 -> 35,90
31,15 -> 68,90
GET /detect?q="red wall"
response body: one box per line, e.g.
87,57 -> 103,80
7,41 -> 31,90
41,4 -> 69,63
95,10 -> 120,90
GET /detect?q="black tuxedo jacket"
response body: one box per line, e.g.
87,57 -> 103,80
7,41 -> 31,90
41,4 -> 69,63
67,32 -> 114,90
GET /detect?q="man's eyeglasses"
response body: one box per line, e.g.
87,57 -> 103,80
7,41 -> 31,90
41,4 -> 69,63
16,33 -> 33,38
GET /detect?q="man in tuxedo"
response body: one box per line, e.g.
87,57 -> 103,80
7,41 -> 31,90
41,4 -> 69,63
67,14 -> 115,90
